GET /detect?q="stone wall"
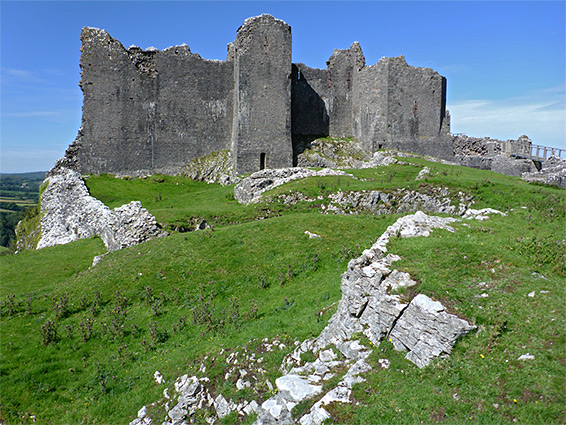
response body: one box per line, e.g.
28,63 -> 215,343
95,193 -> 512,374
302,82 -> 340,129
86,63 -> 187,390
62,15 -> 454,177
76,28 -> 233,176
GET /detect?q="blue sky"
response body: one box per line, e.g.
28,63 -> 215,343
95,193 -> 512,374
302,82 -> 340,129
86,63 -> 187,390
1,0 -> 564,173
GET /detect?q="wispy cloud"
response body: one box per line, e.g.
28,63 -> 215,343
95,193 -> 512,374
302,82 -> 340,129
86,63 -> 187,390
1,111 -> 60,118
0,67 -> 42,83
448,85 -> 566,149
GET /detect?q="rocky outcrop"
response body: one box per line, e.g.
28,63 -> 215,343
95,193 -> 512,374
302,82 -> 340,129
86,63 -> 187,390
132,209 -> 510,425
324,187 -> 473,216
182,150 -> 241,186
522,155 -> 566,188
37,167 -> 166,252
253,211 -> 478,424
452,133 -> 541,177
234,168 -> 354,204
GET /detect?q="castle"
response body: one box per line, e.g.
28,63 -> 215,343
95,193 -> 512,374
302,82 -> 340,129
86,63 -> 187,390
65,14 -> 453,176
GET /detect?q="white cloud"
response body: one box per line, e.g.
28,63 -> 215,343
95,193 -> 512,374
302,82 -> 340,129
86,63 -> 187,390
448,86 -> 566,150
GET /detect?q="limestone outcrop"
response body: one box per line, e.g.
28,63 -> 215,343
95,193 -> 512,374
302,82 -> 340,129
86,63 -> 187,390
131,210 -> 503,425
234,168 -> 354,204
37,167 -> 166,252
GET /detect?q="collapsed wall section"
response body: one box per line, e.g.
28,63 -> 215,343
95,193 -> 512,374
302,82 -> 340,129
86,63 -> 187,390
231,15 -> 293,174
75,28 -> 233,175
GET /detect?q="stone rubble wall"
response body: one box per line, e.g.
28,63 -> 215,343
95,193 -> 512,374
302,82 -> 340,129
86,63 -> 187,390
132,210 -> 510,425
522,155 -> 566,188
452,134 -> 543,178
36,167 -> 166,253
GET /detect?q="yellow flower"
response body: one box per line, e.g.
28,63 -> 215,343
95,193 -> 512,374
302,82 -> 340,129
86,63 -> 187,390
513,399 -> 517,403
480,354 -> 485,359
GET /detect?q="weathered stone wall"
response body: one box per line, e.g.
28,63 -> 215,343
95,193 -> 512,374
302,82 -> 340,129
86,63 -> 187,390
75,28 -> 233,176
231,15 -> 293,174
379,56 -> 452,159
292,51 -> 452,159
63,15 -> 454,177
352,61 -> 389,152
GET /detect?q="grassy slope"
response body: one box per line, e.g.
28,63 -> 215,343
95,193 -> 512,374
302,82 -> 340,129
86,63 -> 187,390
1,159 -> 564,424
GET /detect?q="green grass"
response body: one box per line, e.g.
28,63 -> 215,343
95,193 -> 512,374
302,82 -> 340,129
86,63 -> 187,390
1,158 -> 564,424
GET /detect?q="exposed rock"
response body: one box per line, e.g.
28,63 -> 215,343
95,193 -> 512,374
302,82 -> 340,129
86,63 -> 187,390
416,166 -> 431,180
490,155 -> 536,177
389,294 -> 477,368
234,167 -> 354,204
182,150 -> 241,186
463,208 -> 506,221
518,353 -> 535,361
304,231 -> 321,239
522,155 -> 566,188
132,211 -> 491,425
276,374 -> 323,403
37,167 -> 167,252
325,187 -> 472,217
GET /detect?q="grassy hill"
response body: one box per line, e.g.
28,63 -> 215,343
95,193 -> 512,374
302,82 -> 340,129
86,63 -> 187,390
1,158 -> 564,424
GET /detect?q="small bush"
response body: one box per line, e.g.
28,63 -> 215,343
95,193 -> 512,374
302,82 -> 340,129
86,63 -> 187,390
40,320 -> 59,346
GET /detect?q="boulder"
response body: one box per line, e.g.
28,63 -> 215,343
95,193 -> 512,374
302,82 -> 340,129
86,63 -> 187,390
389,294 -> 476,368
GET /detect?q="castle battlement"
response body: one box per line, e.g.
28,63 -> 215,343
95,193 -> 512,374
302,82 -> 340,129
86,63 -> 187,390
64,14 -> 452,176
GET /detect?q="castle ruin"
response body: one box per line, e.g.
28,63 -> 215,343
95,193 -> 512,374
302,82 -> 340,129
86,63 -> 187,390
64,14 -> 453,176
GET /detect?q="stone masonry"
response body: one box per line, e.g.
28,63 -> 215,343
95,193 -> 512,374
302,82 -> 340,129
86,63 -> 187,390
61,14 -> 453,176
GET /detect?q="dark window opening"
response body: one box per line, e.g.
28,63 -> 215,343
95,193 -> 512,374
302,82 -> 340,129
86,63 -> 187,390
378,144 -> 383,150
298,68 -> 301,80
260,153 -> 266,170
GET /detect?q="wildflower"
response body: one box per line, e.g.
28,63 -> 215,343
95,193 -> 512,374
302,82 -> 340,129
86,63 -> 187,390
513,399 -> 517,403
480,354 -> 485,359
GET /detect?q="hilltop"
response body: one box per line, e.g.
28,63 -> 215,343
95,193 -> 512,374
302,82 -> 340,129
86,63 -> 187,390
1,152 -> 564,424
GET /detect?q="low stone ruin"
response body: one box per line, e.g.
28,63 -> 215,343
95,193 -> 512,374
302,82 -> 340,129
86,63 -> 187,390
234,168 -> 354,204
522,155 -> 566,188
36,167 -> 167,253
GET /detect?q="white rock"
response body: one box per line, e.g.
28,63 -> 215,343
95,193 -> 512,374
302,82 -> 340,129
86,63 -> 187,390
153,371 -> 163,384
214,394 -> 231,418
528,291 -> 536,298
318,349 -> 337,362
305,230 -> 322,239
518,353 -> 535,361
276,374 -> 323,402
37,167 -> 166,253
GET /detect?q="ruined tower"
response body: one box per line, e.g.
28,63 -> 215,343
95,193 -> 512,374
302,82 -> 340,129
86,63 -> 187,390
230,15 -> 293,173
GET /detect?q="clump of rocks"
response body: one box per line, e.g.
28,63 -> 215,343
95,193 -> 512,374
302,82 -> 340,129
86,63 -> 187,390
324,187 -> 473,216
36,167 -> 167,253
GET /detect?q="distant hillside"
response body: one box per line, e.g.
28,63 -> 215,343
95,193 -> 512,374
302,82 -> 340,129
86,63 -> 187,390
1,157 -> 564,424
0,171 -> 45,249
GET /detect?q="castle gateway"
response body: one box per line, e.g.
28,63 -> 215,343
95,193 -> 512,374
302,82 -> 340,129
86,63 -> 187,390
67,14 -> 452,175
